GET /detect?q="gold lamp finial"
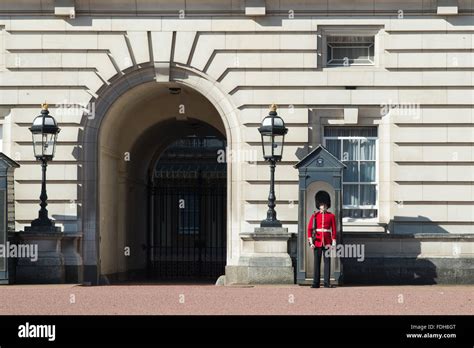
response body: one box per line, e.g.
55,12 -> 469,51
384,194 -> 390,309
41,103 -> 49,110
270,104 -> 277,112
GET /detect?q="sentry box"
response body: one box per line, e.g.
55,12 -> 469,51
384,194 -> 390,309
0,153 -> 20,284
294,144 -> 345,285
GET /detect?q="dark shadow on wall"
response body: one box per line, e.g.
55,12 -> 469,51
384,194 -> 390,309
253,17 -> 283,27
338,216 -> 459,285
65,17 -> 93,27
51,214 -> 83,283
295,145 -> 311,161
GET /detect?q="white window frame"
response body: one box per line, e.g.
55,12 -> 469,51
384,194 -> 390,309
324,133 -> 379,223
321,27 -> 382,69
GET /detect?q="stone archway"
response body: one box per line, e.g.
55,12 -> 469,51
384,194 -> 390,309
81,66 -> 242,284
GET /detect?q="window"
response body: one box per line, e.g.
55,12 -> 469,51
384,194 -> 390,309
324,127 -> 378,220
326,35 -> 375,66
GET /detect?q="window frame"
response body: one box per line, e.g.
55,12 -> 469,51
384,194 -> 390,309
323,131 -> 379,223
321,27 -> 382,69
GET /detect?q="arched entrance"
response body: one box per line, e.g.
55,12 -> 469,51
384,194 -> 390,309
80,66 -> 240,284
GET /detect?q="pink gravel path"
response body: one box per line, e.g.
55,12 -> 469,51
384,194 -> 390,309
0,284 -> 472,315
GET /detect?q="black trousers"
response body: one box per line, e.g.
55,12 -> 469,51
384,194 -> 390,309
313,246 -> 331,286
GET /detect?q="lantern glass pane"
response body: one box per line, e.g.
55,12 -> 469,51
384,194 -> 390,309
32,133 -> 43,158
273,117 -> 284,127
44,116 -> 56,127
32,116 -> 43,127
262,134 -> 273,158
262,117 -> 272,127
42,133 -> 56,157
272,134 -> 284,157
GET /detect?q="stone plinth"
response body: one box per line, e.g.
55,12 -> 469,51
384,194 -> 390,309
225,227 -> 294,285
15,227 -> 65,284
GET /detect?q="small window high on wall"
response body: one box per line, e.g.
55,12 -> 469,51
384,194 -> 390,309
326,35 -> 375,66
324,126 -> 378,221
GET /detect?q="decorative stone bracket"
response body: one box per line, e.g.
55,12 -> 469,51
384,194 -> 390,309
437,0 -> 458,15
54,0 -> 75,18
245,0 -> 266,16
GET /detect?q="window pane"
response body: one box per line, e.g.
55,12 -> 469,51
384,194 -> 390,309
360,139 -> 376,160
360,161 -> 375,182
324,126 -> 378,137
327,36 -> 374,44
363,209 -> 377,218
343,139 -> 358,160
360,184 -> 376,206
327,36 -> 375,65
343,184 -> 358,206
343,209 -> 361,218
325,139 -> 341,159
344,209 -> 377,219
332,47 -> 371,63
343,161 -> 358,182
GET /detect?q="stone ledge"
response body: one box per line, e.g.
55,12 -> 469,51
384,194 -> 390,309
345,233 -> 474,240
240,226 -> 290,241
225,265 -> 293,285
54,0 -> 75,18
343,257 -> 474,284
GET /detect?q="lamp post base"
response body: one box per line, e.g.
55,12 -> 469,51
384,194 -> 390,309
24,225 -> 61,233
224,227 -> 294,285
15,228 -> 64,284
260,219 -> 282,228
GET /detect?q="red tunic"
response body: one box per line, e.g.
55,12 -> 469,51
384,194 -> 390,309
307,211 -> 337,247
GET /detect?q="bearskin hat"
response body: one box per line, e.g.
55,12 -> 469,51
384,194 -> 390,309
315,190 -> 331,209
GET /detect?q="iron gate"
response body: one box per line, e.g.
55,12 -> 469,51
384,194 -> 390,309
149,136 -> 227,280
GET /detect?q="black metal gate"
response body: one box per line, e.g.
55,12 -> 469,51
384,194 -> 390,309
149,136 -> 226,280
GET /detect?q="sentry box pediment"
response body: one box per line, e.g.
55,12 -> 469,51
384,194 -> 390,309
295,144 -> 346,173
294,144 -> 345,285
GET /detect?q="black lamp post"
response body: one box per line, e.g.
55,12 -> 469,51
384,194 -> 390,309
258,104 -> 288,228
28,104 -> 60,229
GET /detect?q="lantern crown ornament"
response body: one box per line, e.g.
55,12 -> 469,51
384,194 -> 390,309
29,103 -> 61,161
258,104 -> 288,161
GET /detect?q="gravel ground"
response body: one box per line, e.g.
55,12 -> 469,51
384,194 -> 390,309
0,284 -> 472,315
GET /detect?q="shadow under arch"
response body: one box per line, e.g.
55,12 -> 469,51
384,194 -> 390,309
79,65 -> 241,285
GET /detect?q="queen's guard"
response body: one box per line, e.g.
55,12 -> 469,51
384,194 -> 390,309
307,191 -> 337,288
